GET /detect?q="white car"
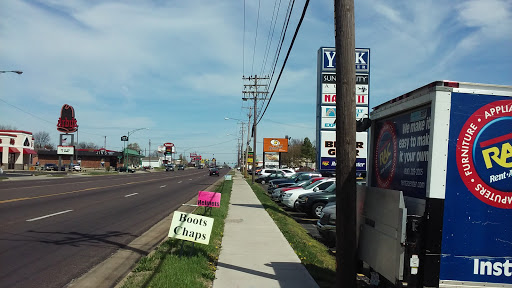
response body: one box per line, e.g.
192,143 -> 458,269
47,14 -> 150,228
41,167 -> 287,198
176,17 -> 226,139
279,168 -> 296,177
282,179 -> 336,209
71,164 -> 81,171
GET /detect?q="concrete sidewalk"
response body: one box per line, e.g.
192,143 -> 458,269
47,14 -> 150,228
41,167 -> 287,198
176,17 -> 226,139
213,171 -> 319,288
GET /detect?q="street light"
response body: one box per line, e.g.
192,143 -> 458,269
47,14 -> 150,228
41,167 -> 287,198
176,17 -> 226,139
124,128 -> 149,168
0,70 -> 23,74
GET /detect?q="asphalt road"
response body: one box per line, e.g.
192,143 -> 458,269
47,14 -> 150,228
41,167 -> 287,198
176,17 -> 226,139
0,168 -> 227,288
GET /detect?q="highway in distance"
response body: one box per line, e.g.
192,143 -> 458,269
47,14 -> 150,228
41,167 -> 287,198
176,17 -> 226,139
0,168 -> 227,288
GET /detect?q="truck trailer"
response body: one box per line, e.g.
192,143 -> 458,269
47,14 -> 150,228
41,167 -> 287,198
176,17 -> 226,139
359,81 -> 512,287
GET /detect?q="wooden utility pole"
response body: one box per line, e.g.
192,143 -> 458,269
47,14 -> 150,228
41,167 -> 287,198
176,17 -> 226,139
242,75 -> 268,183
334,0 -> 357,287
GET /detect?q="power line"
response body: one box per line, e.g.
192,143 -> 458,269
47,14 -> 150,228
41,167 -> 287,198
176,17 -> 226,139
259,0 -> 283,76
257,0 -> 310,124
250,0 -> 262,75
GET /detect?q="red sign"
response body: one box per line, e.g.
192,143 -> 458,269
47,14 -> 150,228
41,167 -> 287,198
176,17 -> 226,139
57,104 -> 78,133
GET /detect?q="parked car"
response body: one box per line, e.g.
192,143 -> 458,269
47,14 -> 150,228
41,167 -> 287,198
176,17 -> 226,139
209,168 -> 220,176
267,172 -> 322,192
296,183 -> 336,218
281,178 -> 335,209
279,168 -> 296,177
70,164 -> 81,172
44,163 -> 58,171
256,171 -> 286,184
118,166 -> 135,173
165,164 -> 174,171
316,201 -> 336,246
257,168 -> 280,178
177,164 -> 185,170
273,177 -> 325,202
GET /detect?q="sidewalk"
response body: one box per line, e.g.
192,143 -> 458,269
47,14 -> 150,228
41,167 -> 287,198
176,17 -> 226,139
213,171 -> 319,288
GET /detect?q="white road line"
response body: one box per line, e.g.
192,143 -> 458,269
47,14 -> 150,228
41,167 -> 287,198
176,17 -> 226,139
125,193 -> 138,197
160,185 -> 167,188
178,181 -> 182,183
26,210 -> 73,222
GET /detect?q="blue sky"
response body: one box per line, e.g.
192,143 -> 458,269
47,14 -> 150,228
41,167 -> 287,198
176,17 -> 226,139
1,0 -> 511,166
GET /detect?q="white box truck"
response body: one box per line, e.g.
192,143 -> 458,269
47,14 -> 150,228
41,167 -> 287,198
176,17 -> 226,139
359,81 -> 512,287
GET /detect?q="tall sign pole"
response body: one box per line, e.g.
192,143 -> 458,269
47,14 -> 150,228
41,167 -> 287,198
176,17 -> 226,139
334,0 -> 357,287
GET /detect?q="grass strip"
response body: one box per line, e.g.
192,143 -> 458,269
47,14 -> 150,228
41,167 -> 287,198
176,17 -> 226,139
247,180 -> 336,288
121,173 -> 233,288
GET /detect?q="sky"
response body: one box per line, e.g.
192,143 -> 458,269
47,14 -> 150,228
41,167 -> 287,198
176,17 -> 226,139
1,0 -> 511,166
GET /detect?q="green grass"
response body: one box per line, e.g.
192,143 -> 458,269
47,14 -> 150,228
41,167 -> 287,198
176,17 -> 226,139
247,180 -> 337,288
121,178 -> 232,288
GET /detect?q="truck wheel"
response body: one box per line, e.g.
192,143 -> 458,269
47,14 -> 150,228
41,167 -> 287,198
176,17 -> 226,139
311,202 -> 326,218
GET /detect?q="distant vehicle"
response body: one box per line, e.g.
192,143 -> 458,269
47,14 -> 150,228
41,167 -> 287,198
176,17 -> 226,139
44,163 -> 58,171
255,171 -> 286,184
118,166 -> 135,173
209,168 -> 219,176
177,164 -> 185,170
268,172 -> 322,192
165,164 -> 174,171
70,164 -> 81,172
197,164 -> 204,169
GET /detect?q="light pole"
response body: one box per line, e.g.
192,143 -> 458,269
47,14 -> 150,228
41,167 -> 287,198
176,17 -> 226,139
0,70 -> 23,74
124,128 -> 148,168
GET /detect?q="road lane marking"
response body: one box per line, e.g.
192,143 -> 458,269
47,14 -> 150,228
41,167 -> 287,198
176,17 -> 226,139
26,210 -> 73,222
178,181 -> 182,183
160,185 -> 166,188
125,193 -> 138,197
0,172 -> 202,204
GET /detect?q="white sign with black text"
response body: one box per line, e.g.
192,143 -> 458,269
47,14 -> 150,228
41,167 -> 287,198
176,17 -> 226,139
168,212 -> 214,245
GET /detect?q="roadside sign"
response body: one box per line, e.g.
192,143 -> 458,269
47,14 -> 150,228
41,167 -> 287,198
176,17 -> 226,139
168,212 -> 214,245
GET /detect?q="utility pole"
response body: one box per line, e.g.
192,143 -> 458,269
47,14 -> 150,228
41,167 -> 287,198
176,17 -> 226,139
104,136 -> 107,149
242,75 -> 268,183
244,107 -> 252,177
149,139 -> 151,169
334,0 -> 357,287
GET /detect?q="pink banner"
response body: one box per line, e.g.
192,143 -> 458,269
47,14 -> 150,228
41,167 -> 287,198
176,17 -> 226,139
197,191 -> 221,208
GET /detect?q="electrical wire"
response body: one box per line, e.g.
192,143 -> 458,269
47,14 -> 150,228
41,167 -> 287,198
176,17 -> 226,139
257,0 -> 310,124
250,0 -> 262,76
259,0 -> 283,76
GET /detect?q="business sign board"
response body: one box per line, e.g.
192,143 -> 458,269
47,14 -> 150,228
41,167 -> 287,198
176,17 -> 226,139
263,138 -> 289,153
168,212 -> 214,245
321,48 -> 370,73
317,47 -> 370,173
370,105 -> 431,199
60,134 -> 74,146
439,93 -> 512,284
57,145 -> 75,155
321,106 -> 369,130
319,130 -> 367,171
57,104 -> 78,133
197,191 -> 221,208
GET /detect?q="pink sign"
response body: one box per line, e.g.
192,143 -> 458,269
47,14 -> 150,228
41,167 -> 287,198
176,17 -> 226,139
197,191 -> 221,208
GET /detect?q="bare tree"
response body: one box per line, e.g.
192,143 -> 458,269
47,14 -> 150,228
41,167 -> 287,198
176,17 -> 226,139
33,131 -> 53,150
77,142 -> 99,150
0,124 -> 18,130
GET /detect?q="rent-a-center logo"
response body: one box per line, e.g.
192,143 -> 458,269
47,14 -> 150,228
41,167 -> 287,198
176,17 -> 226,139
57,104 -> 78,133
456,100 -> 512,209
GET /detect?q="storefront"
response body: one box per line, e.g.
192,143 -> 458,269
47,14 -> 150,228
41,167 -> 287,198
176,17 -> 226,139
0,130 -> 37,170
37,148 -> 122,169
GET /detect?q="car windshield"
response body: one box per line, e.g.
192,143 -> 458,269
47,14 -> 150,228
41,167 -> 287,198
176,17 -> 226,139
304,179 -> 326,190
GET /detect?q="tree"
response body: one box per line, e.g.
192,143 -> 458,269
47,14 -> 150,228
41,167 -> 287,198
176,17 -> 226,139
33,131 -> 54,150
127,143 -> 141,152
281,138 -> 303,168
301,137 -> 316,167
77,142 -> 99,150
0,124 -> 17,130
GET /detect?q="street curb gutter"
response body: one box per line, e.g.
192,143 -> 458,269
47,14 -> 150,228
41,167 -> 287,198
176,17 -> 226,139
66,178 -> 225,288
